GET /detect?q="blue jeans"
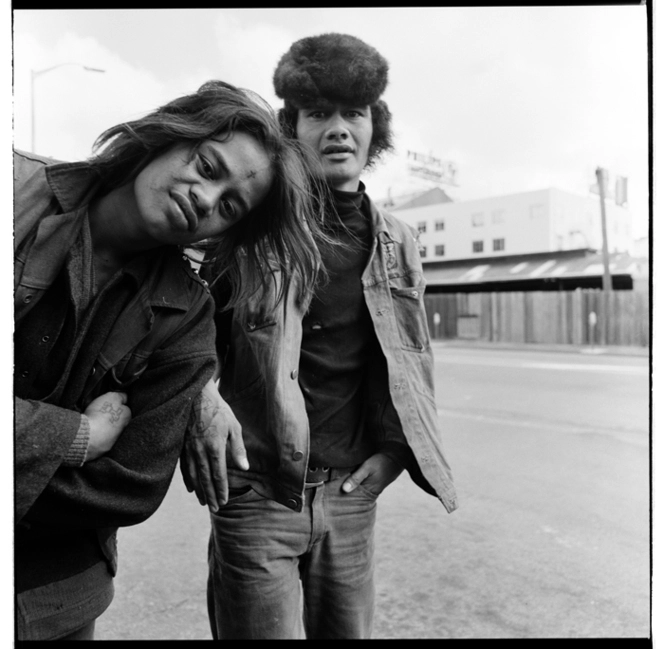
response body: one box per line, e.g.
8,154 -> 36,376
207,474 -> 378,639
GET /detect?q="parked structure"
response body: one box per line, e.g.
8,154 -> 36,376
379,186 -> 647,347
421,248 -> 649,293
424,288 -> 649,348
389,187 -> 633,261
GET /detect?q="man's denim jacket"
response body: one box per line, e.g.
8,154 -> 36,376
219,196 -> 458,514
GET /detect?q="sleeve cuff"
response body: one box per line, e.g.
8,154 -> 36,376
63,415 -> 91,467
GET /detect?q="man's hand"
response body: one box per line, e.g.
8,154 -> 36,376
341,452 -> 404,496
84,391 -> 132,461
180,378 -> 249,512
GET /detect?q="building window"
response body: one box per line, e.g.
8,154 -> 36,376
529,204 -> 544,219
471,212 -> 484,227
435,245 -> 445,257
493,238 -> 505,251
472,240 -> 484,253
419,246 -> 427,258
492,209 -> 505,224
416,221 -> 427,234
435,220 -> 445,231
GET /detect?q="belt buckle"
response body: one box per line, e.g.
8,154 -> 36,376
306,466 -> 330,484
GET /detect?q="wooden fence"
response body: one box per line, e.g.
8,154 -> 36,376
423,289 -> 650,347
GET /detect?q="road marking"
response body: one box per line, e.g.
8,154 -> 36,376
438,356 -> 647,374
522,362 -> 648,374
436,407 -> 648,445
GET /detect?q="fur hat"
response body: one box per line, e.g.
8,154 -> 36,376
273,33 -> 389,108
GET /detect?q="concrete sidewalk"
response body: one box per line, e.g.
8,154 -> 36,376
432,338 -> 650,358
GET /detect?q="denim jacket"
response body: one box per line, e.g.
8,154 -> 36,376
14,150 -> 217,578
218,195 -> 458,514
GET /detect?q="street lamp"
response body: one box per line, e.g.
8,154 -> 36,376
30,62 -> 106,153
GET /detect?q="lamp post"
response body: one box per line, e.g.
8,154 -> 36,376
30,62 -> 106,153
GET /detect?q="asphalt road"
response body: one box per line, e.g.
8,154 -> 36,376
95,343 -> 651,640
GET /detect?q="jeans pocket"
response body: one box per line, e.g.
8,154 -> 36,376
216,486 -> 265,510
354,482 -> 381,500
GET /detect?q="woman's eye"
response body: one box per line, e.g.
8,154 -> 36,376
199,156 -> 214,178
221,199 -> 236,219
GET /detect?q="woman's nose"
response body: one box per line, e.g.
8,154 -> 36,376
191,182 -> 218,217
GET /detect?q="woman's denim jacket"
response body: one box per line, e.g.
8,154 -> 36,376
14,150 -> 217,575
219,196 -> 458,514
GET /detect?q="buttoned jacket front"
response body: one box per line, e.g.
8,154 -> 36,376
14,150 -> 217,576
218,195 -> 457,514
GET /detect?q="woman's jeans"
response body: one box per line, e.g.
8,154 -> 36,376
207,474 -> 378,639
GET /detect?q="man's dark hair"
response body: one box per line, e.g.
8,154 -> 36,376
273,33 -> 395,169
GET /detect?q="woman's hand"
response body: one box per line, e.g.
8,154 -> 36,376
84,391 -> 132,461
180,378 -> 249,511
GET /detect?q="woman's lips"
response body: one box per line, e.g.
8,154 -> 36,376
171,190 -> 198,231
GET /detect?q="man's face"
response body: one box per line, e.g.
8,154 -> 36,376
295,103 -> 372,192
132,131 -> 274,247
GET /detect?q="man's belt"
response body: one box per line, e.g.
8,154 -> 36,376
305,465 -> 359,486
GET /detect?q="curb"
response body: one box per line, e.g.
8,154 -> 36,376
431,339 -> 650,358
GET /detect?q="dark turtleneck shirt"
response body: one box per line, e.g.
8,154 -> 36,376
298,183 -> 380,468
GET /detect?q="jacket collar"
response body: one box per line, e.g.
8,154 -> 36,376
45,160 -> 102,213
124,247 -> 199,312
47,161 -> 193,313
366,191 -> 402,243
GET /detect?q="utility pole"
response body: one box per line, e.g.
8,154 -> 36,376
595,166 -> 612,345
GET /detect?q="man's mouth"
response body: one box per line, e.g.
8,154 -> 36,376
171,191 -> 198,232
322,144 -> 353,155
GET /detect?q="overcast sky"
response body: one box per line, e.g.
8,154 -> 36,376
12,7 -> 650,238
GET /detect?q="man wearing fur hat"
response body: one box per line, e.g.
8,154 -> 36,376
183,33 -> 457,639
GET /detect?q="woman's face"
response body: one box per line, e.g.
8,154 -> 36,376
132,131 -> 274,247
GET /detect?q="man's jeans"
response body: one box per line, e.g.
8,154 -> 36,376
207,474 -> 378,639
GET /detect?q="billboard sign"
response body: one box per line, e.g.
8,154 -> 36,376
407,150 -> 459,186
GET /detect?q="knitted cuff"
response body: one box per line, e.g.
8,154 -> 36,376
63,415 -> 91,467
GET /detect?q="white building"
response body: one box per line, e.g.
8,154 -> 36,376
389,187 -> 633,261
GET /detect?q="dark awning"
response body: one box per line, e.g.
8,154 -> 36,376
422,250 -> 648,287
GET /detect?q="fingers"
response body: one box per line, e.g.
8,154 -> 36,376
228,426 -> 249,471
341,453 -> 403,495
342,465 -> 370,493
179,445 -> 197,494
183,389 -> 247,511
206,446 -> 228,511
181,434 -> 212,508
181,435 -> 227,512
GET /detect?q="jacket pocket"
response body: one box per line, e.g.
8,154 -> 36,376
389,284 -> 429,352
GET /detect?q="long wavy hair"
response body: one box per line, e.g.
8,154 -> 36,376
89,80 -> 329,308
